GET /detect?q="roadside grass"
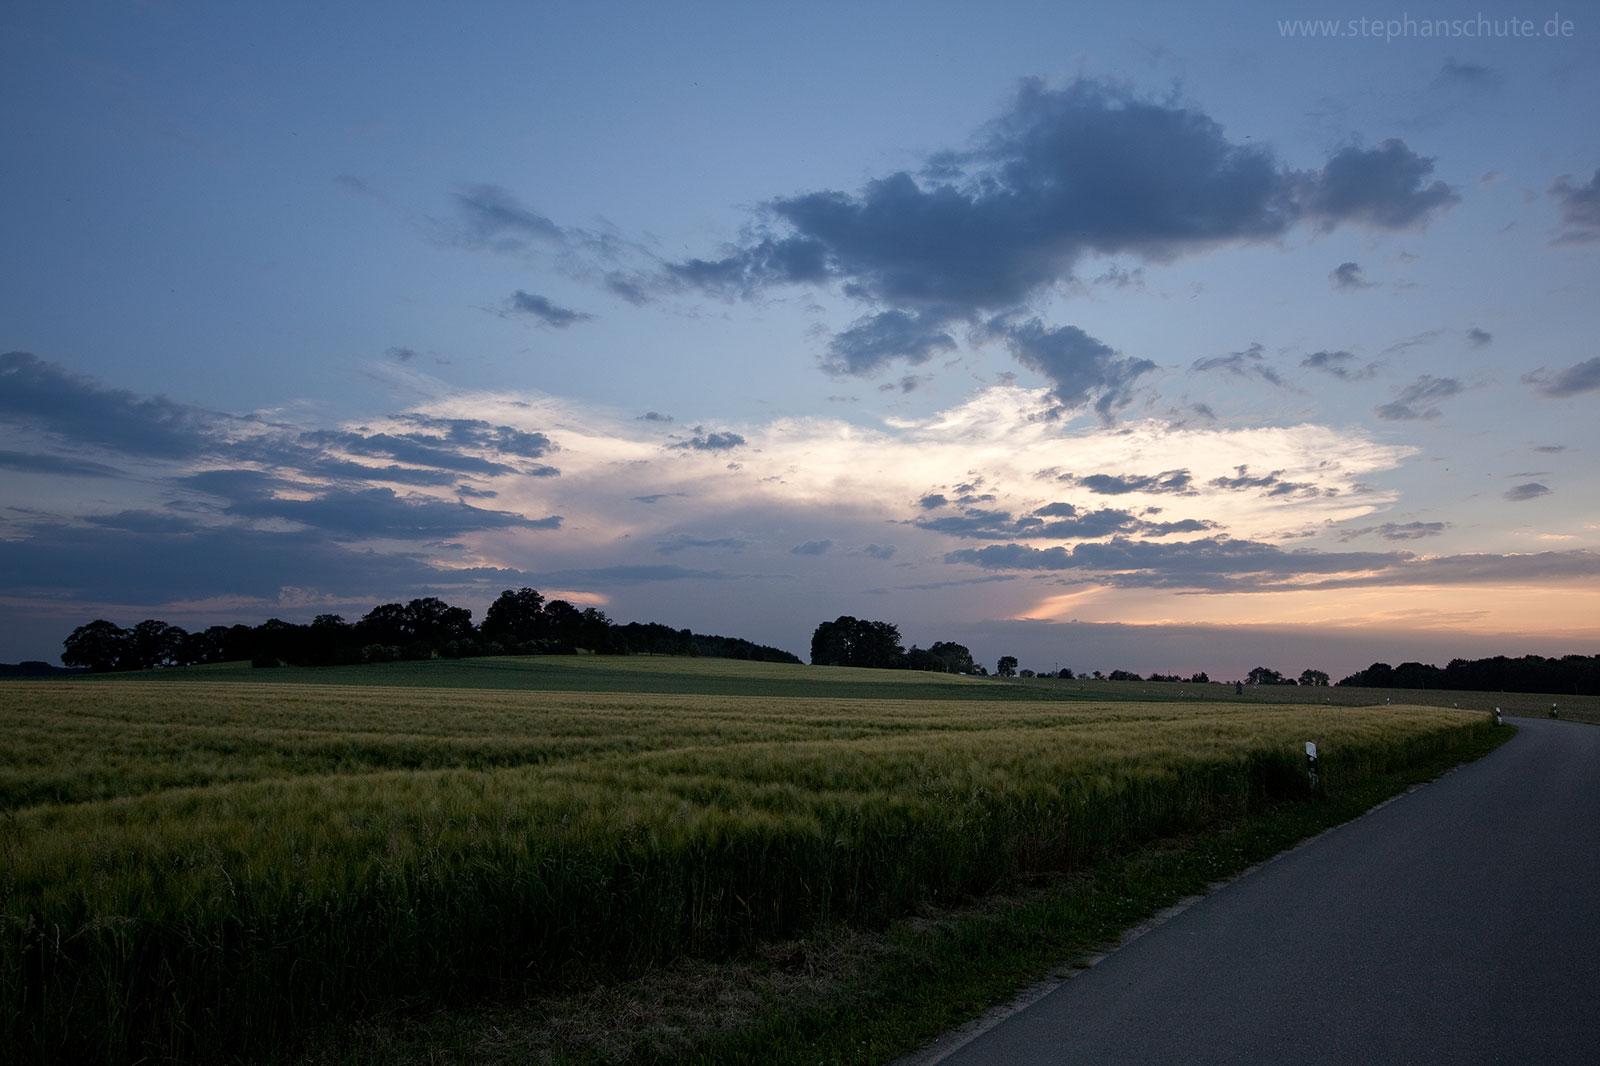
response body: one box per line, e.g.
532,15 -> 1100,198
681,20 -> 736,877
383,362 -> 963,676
0,659 -> 1514,1064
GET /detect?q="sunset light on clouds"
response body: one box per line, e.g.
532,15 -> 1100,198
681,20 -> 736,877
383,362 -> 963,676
2,1 -> 1595,678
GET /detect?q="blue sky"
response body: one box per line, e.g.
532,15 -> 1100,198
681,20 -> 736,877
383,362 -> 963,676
2,0 -> 1596,678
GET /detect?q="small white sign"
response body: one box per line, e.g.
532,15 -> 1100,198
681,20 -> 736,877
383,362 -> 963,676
1305,741 -> 1318,758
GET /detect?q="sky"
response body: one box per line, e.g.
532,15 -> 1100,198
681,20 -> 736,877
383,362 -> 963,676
2,0 -> 1596,679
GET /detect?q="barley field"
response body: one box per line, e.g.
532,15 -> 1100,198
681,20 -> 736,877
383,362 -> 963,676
0,661 -> 1498,1064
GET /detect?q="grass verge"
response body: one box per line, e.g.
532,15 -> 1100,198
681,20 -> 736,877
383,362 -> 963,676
278,722 -> 1514,1066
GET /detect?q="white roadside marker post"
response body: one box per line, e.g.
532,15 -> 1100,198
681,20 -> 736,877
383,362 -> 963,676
1305,741 -> 1319,792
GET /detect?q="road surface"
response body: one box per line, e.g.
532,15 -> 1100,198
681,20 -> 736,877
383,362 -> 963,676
906,717 -> 1600,1066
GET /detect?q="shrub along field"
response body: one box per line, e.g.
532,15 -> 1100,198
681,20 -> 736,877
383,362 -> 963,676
0,659 -> 1505,1064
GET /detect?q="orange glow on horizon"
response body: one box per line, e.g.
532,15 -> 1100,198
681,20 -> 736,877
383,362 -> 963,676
1017,582 -> 1600,639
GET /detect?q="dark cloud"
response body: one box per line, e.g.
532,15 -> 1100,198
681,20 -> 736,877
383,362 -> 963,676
1191,343 -> 1288,387
1504,482 -> 1550,502
85,510 -> 203,535
454,183 -> 566,251
506,290 -> 592,328
0,521 -> 526,605
944,536 -> 1403,589
1296,139 -> 1459,231
1208,466 -> 1321,497
303,430 -> 518,477
825,311 -> 956,375
663,236 -> 829,299
879,373 -> 933,394
0,352 -> 221,460
1437,57 -> 1501,90
1465,327 -> 1492,347
293,417 -> 558,481
1522,357 -> 1600,399
1532,444 -> 1567,454
181,467 -> 285,501
301,458 -> 463,488
1338,521 -> 1447,542
862,543 -> 897,559
1382,329 -> 1444,356
638,411 -> 675,423
387,346 -> 420,362
671,431 -> 747,451
945,537 -> 1599,593
204,480 -> 561,539
1375,375 -> 1463,421
1548,170 -> 1600,244
541,565 -> 731,585
991,318 -> 1155,416
919,493 -> 950,510
0,449 -> 124,478
896,574 -> 1018,591
763,79 -> 1294,316
604,273 -> 652,305
913,504 -> 1212,541
397,415 -> 556,460
1069,469 -> 1195,495
790,539 -> 833,555
657,535 -> 746,555
1300,349 -> 1375,381
655,78 -> 1455,390
0,360 -> 567,538
914,508 -> 1017,537
1301,550 -> 1599,590
633,493 -> 688,504
1329,261 -> 1374,290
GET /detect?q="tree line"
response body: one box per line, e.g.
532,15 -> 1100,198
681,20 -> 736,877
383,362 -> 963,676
1338,654 -> 1599,695
809,616 -> 979,673
59,588 -> 801,672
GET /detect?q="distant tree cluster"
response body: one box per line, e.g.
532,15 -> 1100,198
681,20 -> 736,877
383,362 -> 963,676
1239,667 -> 1331,687
690,633 -> 804,664
809,616 -> 976,673
1068,669 -> 1210,684
59,589 -> 800,672
1338,655 -> 1599,695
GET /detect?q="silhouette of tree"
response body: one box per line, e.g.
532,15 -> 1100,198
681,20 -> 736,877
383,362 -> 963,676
482,587 -> 547,645
61,620 -> 129,672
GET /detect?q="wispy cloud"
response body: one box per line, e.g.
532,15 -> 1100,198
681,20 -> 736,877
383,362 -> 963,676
1504,482 -> 1551,502
670,430 -> 747,451
1192,343 -> 1290,388
1338,521 -> 1447,541
1523,357 -> 1600,398
1301,349 -> 1376,381
504,290 -> 593,328
1548,170 -> 1600,244
1329,261 -> 1375,291
1375,375 -> 1463,421
1435,57 -> 1501,90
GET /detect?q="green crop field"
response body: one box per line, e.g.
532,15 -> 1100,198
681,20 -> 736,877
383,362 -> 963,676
0,658 -> 1510,1064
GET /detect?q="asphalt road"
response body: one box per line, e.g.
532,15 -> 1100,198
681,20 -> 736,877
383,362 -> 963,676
910,717 -> 1600,1066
